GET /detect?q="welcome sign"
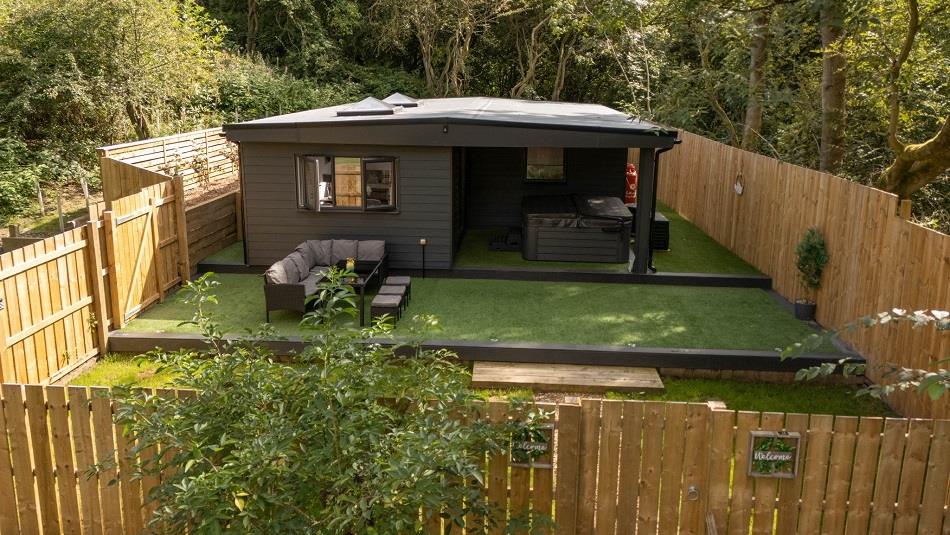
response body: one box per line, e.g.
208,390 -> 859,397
748,431 -> 801,478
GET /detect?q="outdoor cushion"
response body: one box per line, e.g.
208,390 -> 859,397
264,257 -> 298,285
357,240 -> 386,262
330,239 -> 358,265
287,252 -> 309,282
306,240 -> 333,266
294,243 -> 316,269
301,273 -> 321,295
310,265 -> 330,280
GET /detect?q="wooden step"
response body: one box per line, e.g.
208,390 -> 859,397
471,362 -> 664,393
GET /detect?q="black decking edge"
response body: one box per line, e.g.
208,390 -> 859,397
108,332 -> 851,372
194,263 -> 771,289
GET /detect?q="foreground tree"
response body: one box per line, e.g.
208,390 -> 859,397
102,273 -> 547,533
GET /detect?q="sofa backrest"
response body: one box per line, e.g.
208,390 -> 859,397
357,240 -> 385,262
267,239 -> 387,284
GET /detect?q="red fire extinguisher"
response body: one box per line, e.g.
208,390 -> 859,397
625,163 -> 638,204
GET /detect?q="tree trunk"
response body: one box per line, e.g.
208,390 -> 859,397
882,116 -> 950,198
550,36 -> 573,101
247,0 -> 259,54
125,101 -> 151,140
741,9 -> 770,151
819,0 -> 846,173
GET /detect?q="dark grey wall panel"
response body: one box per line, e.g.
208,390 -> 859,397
240,142 -> 452,268
465,147 -> 627,228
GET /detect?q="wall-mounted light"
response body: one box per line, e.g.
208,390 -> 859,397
419,238 -> 428,278
734,171 -> 745,196
442,125 -> 449,134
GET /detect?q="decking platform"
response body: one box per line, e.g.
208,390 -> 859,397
471,361 -> 665,393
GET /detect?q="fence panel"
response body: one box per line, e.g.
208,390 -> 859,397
657,130 -> 950,419
185,190 -> 241,271
104,180 -> 188,329
0,389 -> 947,535
0,227 -> 108,384
97,128 -> 239,203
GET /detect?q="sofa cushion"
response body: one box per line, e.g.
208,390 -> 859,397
301,273 -> 321,295
310,265 -> 330,280
287,252 -> 309,281
357,240 -> 386,262
306,240 -> 333,266
264,257 -> 298,285
330,239 -> 358,265
294,243 -> 316,270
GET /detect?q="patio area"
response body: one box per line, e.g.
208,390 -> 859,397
123,274 -> 836,352
453,203 -> 761,275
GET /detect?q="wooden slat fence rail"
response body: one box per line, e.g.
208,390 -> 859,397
1,388 -> 947,535
656,130 -> 950,419
185,190 -> 242,272
97,128 -> 239,203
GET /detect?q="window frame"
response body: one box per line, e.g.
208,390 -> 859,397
294,154 -> 399,213
524,147 -> 566,183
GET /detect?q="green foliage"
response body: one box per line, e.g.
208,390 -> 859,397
783,308 -> 950,401
103,272 -> 550,533
794,227 -> 829,292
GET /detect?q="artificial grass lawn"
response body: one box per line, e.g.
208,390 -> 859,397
200,240 -> 245,264
125,274 -> 835,352
69,358 -> 891,417
452,204 -> 760,275
651,204 -> 760,274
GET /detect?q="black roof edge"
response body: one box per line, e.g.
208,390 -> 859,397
222,116 -> 679,138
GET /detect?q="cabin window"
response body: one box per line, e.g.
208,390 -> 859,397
525,147 -> 565,182
296,155 -> 397,212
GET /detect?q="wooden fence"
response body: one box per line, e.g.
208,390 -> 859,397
656,131 -> 950,419
185,190 -> 242,271
97,128 -> 238,203
0,388 -> 947,535
0,179 -> 193,384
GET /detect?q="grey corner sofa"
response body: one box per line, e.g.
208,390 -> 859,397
263,239 -> 387,321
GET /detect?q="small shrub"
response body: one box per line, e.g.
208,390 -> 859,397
795,227 -> 829,292
102,272 -> 549,533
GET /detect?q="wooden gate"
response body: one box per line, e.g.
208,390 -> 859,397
102,179 -> 189,329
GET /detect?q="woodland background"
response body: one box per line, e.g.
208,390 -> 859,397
0,0 -> 946,231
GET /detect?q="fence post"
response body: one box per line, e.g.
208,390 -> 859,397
102,211 -> 124,330
172,177 -> 191,280
85,222 -> 109,353
149,197 -> 165,303
898,199 -> 912,219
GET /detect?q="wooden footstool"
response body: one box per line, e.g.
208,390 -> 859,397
377,285 -> 408,311
383,276 -> 411,304
370,294 -> 402,323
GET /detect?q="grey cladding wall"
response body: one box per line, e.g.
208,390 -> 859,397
465,147 -> 627,228
240,143 -> 452,268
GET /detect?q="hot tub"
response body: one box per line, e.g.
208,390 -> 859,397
522,195 -> 633,262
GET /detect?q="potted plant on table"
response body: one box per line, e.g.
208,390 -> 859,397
794,227 -> 829,321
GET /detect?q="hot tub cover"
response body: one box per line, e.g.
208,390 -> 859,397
523,195 -> 632,228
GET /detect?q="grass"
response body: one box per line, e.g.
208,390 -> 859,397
70,354 -> 176,388
125,274 -> 837,352
452,204 -> 760,275
69,359 -> 891,416
651,204 -> 760,274
603,378 -> 894,416
200,240 -> 245,264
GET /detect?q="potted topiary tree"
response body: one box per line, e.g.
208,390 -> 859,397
794,227 -> 829,321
